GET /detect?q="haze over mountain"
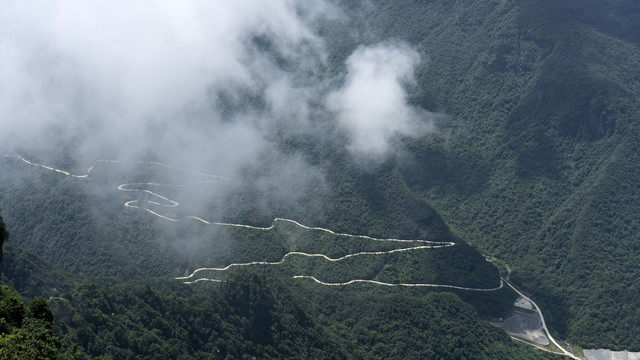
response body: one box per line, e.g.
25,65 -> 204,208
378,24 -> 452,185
1,0 -> 640,358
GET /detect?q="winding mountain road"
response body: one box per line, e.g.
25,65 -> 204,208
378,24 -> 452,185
8,154 -> 586,357
3,154 -> 504,292
503,279 -> 580,359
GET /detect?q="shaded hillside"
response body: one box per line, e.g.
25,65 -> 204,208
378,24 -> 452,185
0,157 -> 502,299
328,0 -> 640,350
0,212 -> 78,359
0,243 -> 77,300
3,0 -> 639,354
52,272 -> 561,360
0,209 -> 8,279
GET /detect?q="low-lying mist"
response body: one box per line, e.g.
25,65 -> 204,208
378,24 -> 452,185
0,0 -> 441,261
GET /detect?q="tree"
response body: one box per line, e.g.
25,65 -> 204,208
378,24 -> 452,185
29,297 -> 54,324
0,210 -> 9,281
0,286 -> 77,359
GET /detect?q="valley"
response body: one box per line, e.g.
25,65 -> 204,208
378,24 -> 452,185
2,0 -> 640,358
1,154 -> 578,358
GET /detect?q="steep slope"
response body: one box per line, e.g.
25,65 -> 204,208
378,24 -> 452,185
53,272 -> 561,360
0,285 -> 77,359
4,0 -> 640,354
0,243 -> 76,299
0,209 -> 7,279
0,155 -> 502,296
330,0 -> 640,349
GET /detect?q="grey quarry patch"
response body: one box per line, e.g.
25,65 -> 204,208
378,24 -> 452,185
501,310 -> 549,346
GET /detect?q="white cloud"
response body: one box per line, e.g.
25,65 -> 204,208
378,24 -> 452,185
0,0 -> 330,165
327,42 -> 436,161
0,0 -> 337,234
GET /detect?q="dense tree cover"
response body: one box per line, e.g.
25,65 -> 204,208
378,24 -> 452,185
3,0 -> 640,355
0,157 -> 501,295
0,212 -> 77,359
54,273 -> 340,359
0,204 -> 546,358
1,242 -> 77,300
308,287 -> 563,360
322,157 -> 453,242
0,164 -> 188,282
0,210 -> 8,281
53,272 -> 559,360
0,163 -> 529,357
323,0 -> 640,350
0,285 -> 77,359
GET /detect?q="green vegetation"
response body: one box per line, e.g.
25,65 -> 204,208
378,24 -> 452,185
0,159 -> 545,357
51,272 -> 560,360
0,156 -> 500,294
0,285 -> 77,359
572,344 -> 585,359
0,209 -> 8,281
3,0 -> 640,356
1,242 -> 77,300
331,0 -> 640,350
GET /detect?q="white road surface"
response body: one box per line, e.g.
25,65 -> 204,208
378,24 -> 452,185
503,279 -> 580,359
3,155 -> 506,291
8,154 -> 584,357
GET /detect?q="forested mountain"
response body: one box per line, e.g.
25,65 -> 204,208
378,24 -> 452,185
0,212 -> 77,358
50,273 -> 561,360
1,207 -> 556,359
330,0 -> 640,350
1,0 -> 640,358
0,210 -> 8,279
